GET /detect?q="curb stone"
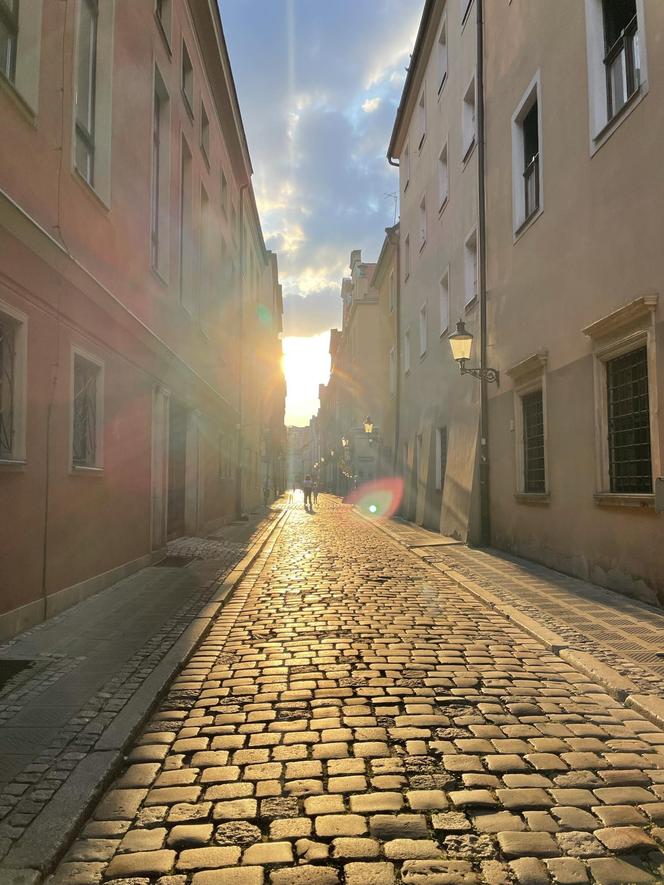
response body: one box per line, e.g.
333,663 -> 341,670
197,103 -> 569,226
0,506 -> 291,882
359,510 -> 664,728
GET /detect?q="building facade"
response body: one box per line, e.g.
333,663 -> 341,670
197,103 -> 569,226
388,0 -> 483,541
484,0 -> 664,604
0,0 -> 283,638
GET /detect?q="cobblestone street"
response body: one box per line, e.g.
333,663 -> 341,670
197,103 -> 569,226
44,498 -> 664,885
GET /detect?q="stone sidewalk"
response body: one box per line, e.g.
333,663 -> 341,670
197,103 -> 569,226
0,507 -> 283,881
41,496 -> 664,885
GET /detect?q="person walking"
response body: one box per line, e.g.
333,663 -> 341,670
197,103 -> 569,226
302,474 -> 313,511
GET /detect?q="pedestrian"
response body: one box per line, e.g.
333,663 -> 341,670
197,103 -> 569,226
313,480 -> 319,505
302,474 -> 313,510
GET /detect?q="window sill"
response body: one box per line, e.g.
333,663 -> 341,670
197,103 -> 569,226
72,168 -> 111,212
71,465 -> 104,477
513,205 -> 543,243
0,71 -> 37,127
151,265 -> 169,288
594,492 -> 654,509
591,84 -> 646,155
515,492 -> 550,505
0,458 -> 27,472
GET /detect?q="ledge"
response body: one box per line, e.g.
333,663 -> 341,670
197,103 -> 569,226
515,492 -> 550,505
582,294 -> 658,340
71,465 -> 104,477
593,493 -> 654,509
0,458 -> 27,472
507,351 -> 548,382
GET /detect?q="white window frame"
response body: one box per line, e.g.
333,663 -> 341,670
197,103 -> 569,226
438,141 -> 449,212
0,0 -> 43,113
462,74 -> 476,162
155,0 -> 171,50
419,302 -> 428,358
181,39 -> 193,118
72,0 -> 115,206
404,233 -> 411,282
200,102 -> 210,165
508,352 -> 549,499
403,142 -> 411,192
461,0 -> 474,28
464,228 -> 477,306
404,327 -> 411,374
151,64 -> 170,282
584,0 -> 648,154
437,17 -> 448,96
180,136 -> 195,315
582,295 -> 660,504
0,297 -> 28,464
70,345 -> 104,472
439,267 -> 450,336
419,195 -> 427,251
512,71 -> 543,237
417,87 -> 426,151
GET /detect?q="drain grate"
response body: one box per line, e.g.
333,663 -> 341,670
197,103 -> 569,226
0,659 -> 35,693
154,555 -> 195,568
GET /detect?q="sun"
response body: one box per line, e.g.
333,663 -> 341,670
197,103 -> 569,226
282,332 -> 331,426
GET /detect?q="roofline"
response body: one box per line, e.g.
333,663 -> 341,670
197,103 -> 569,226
387,0 -> 436,162
370,223 -> 399,288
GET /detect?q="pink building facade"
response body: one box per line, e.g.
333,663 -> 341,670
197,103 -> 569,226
0,0 -> 283,638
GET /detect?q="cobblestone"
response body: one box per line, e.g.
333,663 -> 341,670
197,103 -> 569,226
45,499 -> 664,884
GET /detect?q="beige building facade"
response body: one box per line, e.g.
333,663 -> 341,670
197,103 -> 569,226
484,0 -> 663,604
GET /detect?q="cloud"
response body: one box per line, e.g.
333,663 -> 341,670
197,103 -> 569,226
283,287 -> 341,337
362,97 -> 381,114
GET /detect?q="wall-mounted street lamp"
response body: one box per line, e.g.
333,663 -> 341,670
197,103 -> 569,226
449,320 -> 499,384
363,417 -> 374,435
341,437 -> 349,449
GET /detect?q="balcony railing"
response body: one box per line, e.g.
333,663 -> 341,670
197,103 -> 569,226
605,14 -> 640,120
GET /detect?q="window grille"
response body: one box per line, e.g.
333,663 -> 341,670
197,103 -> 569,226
602,0 -> 639,119
523,389 -> 545,493
73,356 -> 99,467
0,0 -> 18,83
0,317 -> 16,457
607,346 -> 651,493
75,0 -> 98,185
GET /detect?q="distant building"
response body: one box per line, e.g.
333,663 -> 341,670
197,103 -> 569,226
0,0 -> 284,638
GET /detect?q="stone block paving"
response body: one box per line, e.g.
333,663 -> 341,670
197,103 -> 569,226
46,498 -> 664,884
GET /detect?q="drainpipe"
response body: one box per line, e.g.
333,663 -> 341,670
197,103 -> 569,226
476,0 -> 491,547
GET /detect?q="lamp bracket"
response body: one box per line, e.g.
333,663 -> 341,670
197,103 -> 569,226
459,360 -> 500,384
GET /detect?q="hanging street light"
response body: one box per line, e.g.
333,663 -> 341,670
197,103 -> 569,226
449,319 -> 499,383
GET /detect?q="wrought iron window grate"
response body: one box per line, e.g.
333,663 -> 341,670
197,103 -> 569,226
523,389 -> 545,493
0,316 -> 16,457
73,357 -> 99,467
607,345 -> 651,493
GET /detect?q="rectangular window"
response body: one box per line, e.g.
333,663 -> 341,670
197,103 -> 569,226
75,0 -> 98,185
155,0 -> 171,46
419,196 -> 426,250
462,76 -> 476,160
606,346 -> 652,493
388,270 -> 395,313
419,303 -> 428,357
0,0 -> 18,83
404,234 -> 411,280
435,427 -> 448,492
417,88 -> 426,150
461,0 -> 473,26
201,103 -> 209,164
221,170 -> 228,217
602,0 -> 639,120
438,142 -> 449,210
151,68 -> 169,278
200,185 -> 211,332
464,230 -> 477,305
522,389 -> 546,493
404,328 -> 411,374
512,76 -> 542,233
439,269 -> 449,335
437,20 -> 448,94
180,138 -> 195,313
522,101 -> 539,221
403,143 -> 410,191
0,302 -> 26,462
389,347 -> 396,396
72,352 -> 102,468
181,40 -> 193,115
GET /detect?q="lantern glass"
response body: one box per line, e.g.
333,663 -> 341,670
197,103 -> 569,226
449,320 -> 473,362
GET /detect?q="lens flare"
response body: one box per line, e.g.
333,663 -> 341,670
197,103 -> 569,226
345,477 -> 404,520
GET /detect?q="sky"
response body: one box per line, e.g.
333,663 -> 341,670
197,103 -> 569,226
220,0 -> 422,425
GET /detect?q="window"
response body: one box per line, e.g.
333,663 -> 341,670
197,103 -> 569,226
201,103 -> 209,164
404,328 -> 411,374
462,76 -> 476,160
75,0 -> 98,185
438,142 -> 449,210
0,302 -> 27,462
522,390 -> 546,493
181,40 -> 193,116
419,303 -> 428,357
606,347 -> 651,493
437,20 -> 448,94
388,270 -> 395,313
461,0 -> 473,26
403,143 -> 410,191
0,0 -> 18,83
389,347 -> 396,396
435,427 -> 448,492
404,234 -> 411,281
200,185 -> 211,333
419,196 -> 426,250
155,0 -> 171,47
151,68 -> 170,278
221,170 -> 228,217
602,0 -> 639,120
439,269 -> 449,335
72,351 -> 103,469
512,74 -> 542,233
417,89 -> 426,150
180,138 -> 195,313
464,230 -> 477,305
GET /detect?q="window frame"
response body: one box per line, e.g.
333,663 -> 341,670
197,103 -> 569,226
389,347 -> 396,396
508,351 -> 549,501
463,228 -> 478,307
512,71 -> 543,238
438,141 -> 449,212
70,345 -> 104,472
404,327 -> 411,374
0,0 -> 19,84
418,194 -> 427,252
181,39 -> 194,118
0,297 -> 28,465
200,102 -> 210,166
419,301 -> 428,358
462,74 -> 476,162
461,0 -> 474,28
437,16 -> 448,96
154,0 -> 171,52
404,233 -> 411,282
417,87 -> 426,152
74,0 -> 99,187
402,142 -> 411,192
439,267 -> 450,336
151,65 -> 170,281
